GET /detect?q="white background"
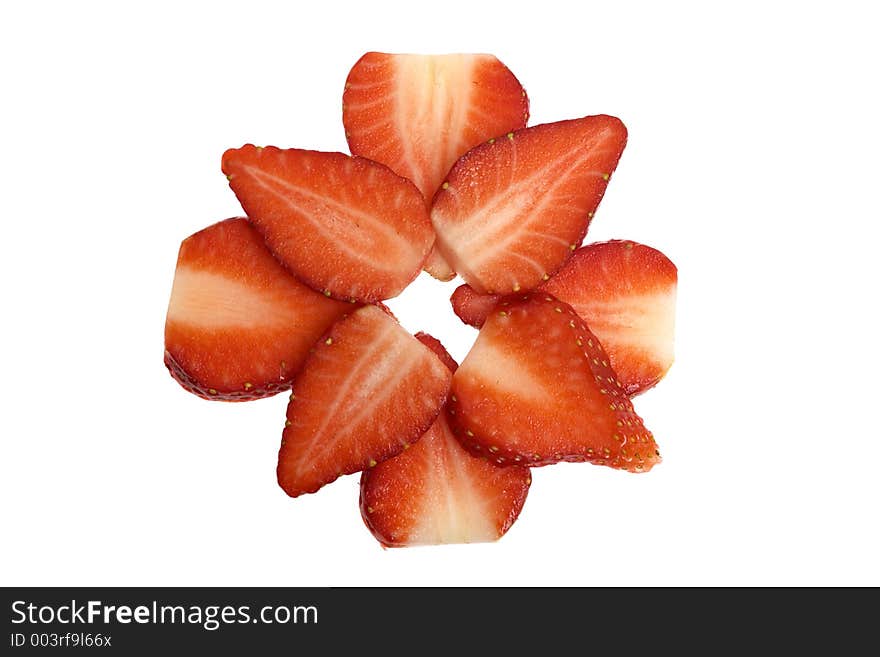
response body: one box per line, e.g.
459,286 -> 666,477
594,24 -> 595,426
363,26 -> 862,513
2,1 -> 878,586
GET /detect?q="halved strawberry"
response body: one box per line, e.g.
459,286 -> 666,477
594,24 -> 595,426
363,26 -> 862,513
343,52 -> 529,203
343,52 -> 529,281
221,146 -> 433,302
164,218 -> 352,401
360,335 -> 530,547
450,240 -> 677,395
448,293 -> 660,472
277,305 -> 453,497
431,115 -> 627,294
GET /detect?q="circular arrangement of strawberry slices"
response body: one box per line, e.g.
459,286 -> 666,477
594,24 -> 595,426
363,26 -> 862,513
164,52 -> 678,548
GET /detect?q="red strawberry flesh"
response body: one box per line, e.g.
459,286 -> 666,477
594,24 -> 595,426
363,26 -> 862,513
277,305 -> 453,497
447,293 -> 660,471
343,52 -> 529,281
414,332 -> 459,372
449,283 -> 500,329
540,240 -> 676,394
431,115 -> 627,294
222,145 -> 433,302
343,52 -> 529,210
164,218 -> 351,401
450,240 -> 677,395
361,335 -> 530,546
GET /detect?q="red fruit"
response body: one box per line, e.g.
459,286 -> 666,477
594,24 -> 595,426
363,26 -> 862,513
414,332 -> 459,373
343,52 -> 528,209
164,218 -> 351,401
221,146 -> 433,302
541,240 -> 676,395
449,284 -> 500,329
360,336 -> 530,546
422,247 -> 457,282
431,115 -> 627,294
343,52 -> 529,281
450,240 -> 677,395
447,293 -> 660,472
277,305 -> 453,497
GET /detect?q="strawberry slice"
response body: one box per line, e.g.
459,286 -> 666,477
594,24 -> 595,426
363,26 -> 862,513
448,293 -> 660,472
221,145 -> 433,302
450,240 -> 677,395
343,52 -> 529,203
277,305 -> 453,497
164,218 -> 351,401
431,115 -> 627,294
343,52 -> 529,281
360,335 -> 530,546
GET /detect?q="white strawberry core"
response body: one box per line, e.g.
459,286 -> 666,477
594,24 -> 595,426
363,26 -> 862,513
456,335 -> 553,403
166,267 -> 290,328
432,123 -> 620,293
576,287 -> 677,369
408,422 -> 499,545
393,55 -> 481,195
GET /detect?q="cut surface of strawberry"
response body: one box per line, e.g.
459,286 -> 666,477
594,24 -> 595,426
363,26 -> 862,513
361,335 -> 530,547
448,293 -> 660,471
422,247 -> 457,282
164,218 -> 351,401
343,52 -> 529,208
222,145 -> 433,302
431,115 -> 627,294
277,305 -> 453,497
450,240 -> 677,395
540,240 -> 676,395
343,52 -> 529,281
